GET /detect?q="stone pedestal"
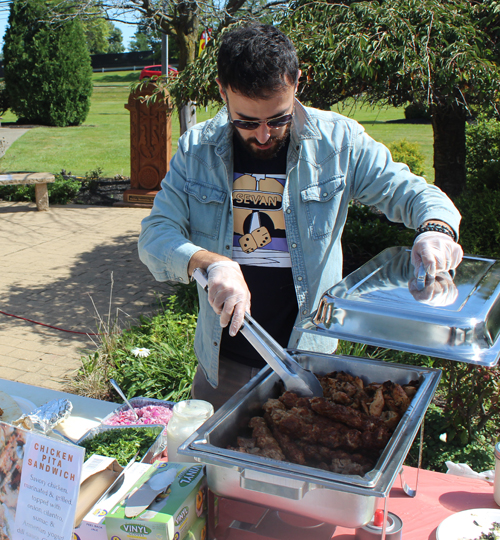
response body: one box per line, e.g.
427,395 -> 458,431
121,84 -> 173,207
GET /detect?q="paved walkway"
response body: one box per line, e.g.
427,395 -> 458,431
0,201 -> 172,391
0,125 -> 33,155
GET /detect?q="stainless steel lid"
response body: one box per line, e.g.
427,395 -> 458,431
297,247 -> 500,367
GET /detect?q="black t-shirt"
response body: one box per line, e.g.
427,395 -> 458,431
219,134 -> 298,368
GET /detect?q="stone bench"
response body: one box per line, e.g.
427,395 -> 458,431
0,172 -> 56,211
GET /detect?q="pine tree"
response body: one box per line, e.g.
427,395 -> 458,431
3,0 -> 93,127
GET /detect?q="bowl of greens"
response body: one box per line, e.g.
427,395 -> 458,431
77,424 -> 164,466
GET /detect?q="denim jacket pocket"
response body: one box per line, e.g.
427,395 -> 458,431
301,175 -> 345,239
185,180 -> 227,240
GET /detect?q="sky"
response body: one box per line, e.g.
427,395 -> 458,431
0,10 -> 138,52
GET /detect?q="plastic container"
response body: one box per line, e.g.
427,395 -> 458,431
166,400 -> 214,463
494,442 -> 500,506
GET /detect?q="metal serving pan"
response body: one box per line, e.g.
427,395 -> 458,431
179,352 -> 440,528
298,247 -> 500,367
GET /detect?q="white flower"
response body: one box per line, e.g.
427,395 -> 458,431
439,433 -> 447,443
132,347 -> 151,358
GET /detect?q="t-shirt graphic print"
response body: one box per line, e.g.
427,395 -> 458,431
232,173 -> 291,268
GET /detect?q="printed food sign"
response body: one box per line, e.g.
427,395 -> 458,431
0,421 -> 85,540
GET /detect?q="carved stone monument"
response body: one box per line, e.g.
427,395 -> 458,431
122,84 -> 173,207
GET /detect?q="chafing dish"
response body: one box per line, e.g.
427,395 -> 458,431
179,352 -> 440,528
179,247 -> 500,528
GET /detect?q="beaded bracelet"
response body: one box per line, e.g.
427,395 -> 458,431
416,223 -> 457,242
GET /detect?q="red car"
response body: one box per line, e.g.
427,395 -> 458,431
139,65 -> 178,80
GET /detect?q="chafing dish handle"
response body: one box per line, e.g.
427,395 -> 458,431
240,470 -> 310,500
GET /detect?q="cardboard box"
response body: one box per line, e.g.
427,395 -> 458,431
73,455 -> 151,540
105,461 -> 206,540
184,516 -> 207,540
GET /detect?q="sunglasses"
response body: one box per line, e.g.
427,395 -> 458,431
230,112 -> 294,131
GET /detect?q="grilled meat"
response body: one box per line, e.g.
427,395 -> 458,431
248,416 -> 286,461
228,372 -> 419,477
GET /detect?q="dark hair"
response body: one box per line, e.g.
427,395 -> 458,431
217,24 -> 299,98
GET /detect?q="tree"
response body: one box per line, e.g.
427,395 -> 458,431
283,0 -> 500,199
83,18 -> 125,54
3,0 -> 93,126
84,17 -> 112,53
48,0 -> 286,133
128,30 -> 150,52
128,18 -> 180,62
108,25 -> 125,53
49,0 -> 287,71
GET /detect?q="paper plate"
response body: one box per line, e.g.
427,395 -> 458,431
436,508 -> 500,540
12,395 -> 36,416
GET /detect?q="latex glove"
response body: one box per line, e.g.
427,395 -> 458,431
408,272 -> 459,307
411,231 -> 463,277
207,261 -> 251,336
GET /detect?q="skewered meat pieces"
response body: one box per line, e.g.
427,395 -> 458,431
268,424 -> 306,465
265,401 -> 365,452
227,372 -> 420,477
366,387 -> 385,417
227,419 -> 286,461
379,381 -> 412,416
248,416 -> 285,461
318,372 -> 366,409
309,397 -> 384,432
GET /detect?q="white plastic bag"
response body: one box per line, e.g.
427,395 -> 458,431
445,461 -> 495,484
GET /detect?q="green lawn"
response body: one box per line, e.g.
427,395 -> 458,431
0,72 -> 434,181
335,101 -> 434,183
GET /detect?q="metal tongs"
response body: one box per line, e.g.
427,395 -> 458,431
192,268 -> 323,398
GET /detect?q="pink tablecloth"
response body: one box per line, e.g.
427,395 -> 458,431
209,466 -> 498,540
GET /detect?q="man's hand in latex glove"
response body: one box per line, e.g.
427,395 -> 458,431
411,231 -> 463,277
206,261 -> 251,337
408,272 -> 459,307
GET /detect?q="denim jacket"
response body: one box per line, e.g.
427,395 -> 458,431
138,100 -> 461,387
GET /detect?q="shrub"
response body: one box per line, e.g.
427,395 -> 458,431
455,116 -> 500,258
404,102 -> 431,121
407,404 -> 494,473
0,174 -> 82,205
455,188 -> 500,259
108,296 -> 198,401
3,0 -> 93,126
341,204 -> 415,274
71,293 -> 199,402
48,175 -> 82,204
466,113 -> 500,176
387,139 -> 426,177
0,81 -> 10,115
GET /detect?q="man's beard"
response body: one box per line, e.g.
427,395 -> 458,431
235,124 -> 290,160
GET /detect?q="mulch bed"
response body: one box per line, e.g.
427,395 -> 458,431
70,176 -> 131,206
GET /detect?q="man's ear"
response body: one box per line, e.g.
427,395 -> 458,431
295,70 -> 302,93
216,78 -> 226,102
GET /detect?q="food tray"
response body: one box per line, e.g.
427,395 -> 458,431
77,423 -> 164,464
101,397 -> 175,432
298,247 -> 500,367
178,351 -> 441,528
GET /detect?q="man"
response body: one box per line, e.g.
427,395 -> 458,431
138,24 -> 462,410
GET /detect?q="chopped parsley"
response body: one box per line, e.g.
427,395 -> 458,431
80,426 -> 162,465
